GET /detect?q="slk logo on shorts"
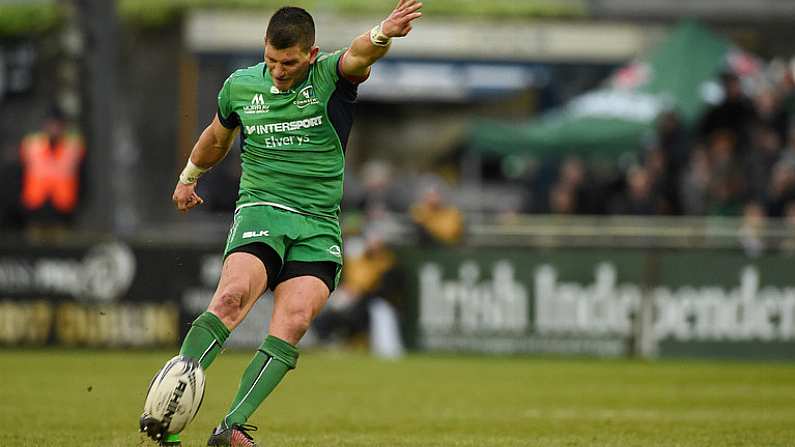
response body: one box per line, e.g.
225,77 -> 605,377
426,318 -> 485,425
328,245 -> 342,257
242,230 -> 269,239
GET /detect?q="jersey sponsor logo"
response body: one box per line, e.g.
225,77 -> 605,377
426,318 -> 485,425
243,93 -> 270,114
293,85 -> 320,109
328,245 -> 342,258
244,116 -> 323,135
242,230 -> 270,239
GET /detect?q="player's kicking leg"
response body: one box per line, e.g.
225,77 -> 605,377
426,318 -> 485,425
207,274 -> 331,447
141,252 -> 269,446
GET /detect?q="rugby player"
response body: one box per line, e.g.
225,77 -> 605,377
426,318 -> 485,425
140,2 -> 422,446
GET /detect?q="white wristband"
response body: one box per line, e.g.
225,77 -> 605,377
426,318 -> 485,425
369,21 -> 391,47
178,160 -> 208,185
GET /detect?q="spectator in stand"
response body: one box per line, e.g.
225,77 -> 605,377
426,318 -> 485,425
707,175 -> 744,216
410,181 -> 464,245
680,147 -> 712,215
765,160 -> 795,217
699,71 -> 757,157
643,147 -> 672,213
358,160 -> 394,214
548,183 -> 577,215
609,165 -> 659,215
560,156 -> 597,213
649,110 -> 691,214
312,227 -> 404,354
344,159 -> 406,232
755,87 -> 790,145
18,108 -> 85,230
746,125 -> 783,201
705,129 -> 745,216
544,156 -> 596,215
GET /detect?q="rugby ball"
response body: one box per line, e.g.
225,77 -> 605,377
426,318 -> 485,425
142,355 -> 206,436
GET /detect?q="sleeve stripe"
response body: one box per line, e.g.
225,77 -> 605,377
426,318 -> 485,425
217,107 -> 240,129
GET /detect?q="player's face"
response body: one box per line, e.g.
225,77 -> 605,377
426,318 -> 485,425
264,43 -> 319,92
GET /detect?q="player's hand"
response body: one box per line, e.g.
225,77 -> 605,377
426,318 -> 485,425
381,0 -> 423,38
172,181 -> 204,213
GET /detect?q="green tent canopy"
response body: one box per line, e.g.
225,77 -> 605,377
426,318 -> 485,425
469,21 -> 734,159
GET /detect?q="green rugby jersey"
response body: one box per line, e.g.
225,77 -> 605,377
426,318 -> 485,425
217,49 -> 359,220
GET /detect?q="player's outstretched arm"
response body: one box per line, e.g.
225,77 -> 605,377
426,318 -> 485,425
172,114 -> 239,212
341,0 -> 423,79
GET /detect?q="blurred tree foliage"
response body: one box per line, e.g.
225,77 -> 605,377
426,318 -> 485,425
0,0 -> 585,36
0,3 -> 60,38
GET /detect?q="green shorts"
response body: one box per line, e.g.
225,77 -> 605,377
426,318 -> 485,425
224,205 -> 343,288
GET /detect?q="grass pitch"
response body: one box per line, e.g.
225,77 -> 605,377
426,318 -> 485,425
1,349 -> 794,446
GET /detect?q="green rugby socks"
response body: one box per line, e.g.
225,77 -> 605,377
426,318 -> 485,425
179,311 -> 231,370
175,316 -> 298,431
223,335 -> 299,427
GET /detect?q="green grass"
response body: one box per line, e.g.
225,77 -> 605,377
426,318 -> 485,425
2,350 -> 794,446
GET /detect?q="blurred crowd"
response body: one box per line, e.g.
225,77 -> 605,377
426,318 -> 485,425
528,65 -> 795,221
337,60 -> 795,265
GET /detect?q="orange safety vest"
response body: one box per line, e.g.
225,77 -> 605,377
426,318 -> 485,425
19,132 -> 85,213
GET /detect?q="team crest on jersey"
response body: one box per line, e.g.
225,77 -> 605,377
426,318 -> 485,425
294,85 -> 320,109
244,93 -> 270,114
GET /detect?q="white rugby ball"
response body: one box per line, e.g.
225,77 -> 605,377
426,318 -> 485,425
143,355 -> 206,435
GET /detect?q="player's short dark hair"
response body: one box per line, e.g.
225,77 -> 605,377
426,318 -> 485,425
266,7 -> 315,51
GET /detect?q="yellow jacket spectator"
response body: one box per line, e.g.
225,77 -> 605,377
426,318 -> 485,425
410,185 -> 464,245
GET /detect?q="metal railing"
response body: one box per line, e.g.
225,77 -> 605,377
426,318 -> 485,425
2,214 -> 792,252
465,215 -> 795,250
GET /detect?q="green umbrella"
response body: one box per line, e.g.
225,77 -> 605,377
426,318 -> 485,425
469,21 -> 731,159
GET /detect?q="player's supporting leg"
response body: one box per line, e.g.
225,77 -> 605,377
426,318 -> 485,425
178,252 -> 268,369
208,276 -> 329,444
